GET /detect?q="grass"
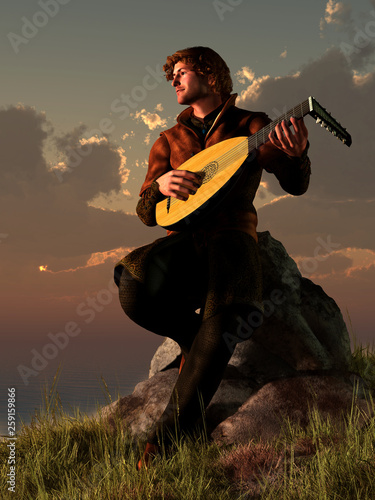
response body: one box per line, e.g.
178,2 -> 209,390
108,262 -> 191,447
1,346 -> 374,500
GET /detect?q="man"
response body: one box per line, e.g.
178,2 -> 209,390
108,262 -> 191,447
115,46 -> 310,469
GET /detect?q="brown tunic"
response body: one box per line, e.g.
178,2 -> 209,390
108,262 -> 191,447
136,93 -> 310,241
115,94 -> 311,287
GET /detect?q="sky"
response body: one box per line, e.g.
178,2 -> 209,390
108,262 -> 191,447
1,0 -> 375,414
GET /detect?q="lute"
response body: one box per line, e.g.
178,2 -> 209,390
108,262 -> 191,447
155,96 -> 351,231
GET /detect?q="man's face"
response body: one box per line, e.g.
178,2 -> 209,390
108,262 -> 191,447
171,61 -> 212,105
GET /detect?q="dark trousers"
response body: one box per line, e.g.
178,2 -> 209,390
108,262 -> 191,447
118,230 -> 263,446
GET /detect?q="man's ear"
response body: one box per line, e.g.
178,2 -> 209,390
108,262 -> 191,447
207,74 -> 217,92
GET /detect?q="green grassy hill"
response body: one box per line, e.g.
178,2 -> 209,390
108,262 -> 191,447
1,343 -> 374,499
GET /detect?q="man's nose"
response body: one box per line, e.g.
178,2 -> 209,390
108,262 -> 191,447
171,75 -> 180,86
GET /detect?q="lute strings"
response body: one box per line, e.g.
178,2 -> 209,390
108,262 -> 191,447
168,100 -> 310,208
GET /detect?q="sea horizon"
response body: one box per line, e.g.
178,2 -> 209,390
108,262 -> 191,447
1,334 -> 163,436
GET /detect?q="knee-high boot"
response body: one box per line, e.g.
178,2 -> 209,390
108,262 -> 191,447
145,305 -> 261,449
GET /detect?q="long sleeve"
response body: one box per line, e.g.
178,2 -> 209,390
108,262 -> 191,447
136,180 -> 166,226
139,133 -> 172,196
249,114 -> 311,196
136,132 -> 172,226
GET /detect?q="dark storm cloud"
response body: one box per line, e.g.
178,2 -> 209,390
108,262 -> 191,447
258,197 -> 375,256
239,47 -> 375,202
319,0 -> 375,71
0,105 -> 162,266
236,44 -> 375,256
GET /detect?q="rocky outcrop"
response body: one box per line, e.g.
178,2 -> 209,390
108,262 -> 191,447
100,232 -> 372,444
149,231 -> 351,381
210,374 -> 371,444
101,370 -> 179,442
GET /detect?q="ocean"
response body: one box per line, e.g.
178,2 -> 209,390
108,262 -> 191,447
1,333 -> 163,436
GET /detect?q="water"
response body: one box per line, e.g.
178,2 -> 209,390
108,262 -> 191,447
1,334 -> 163,435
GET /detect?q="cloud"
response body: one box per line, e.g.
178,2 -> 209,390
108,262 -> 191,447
39,246 -> 134,274
294,250 -> 353,278
352,69 -> 373,85
258,197 -> 375,257
235,66 -> 255,84
321,0 -> 352,27
134,159 -> 148,170
0,105 -> 163,273
0,105 -> 51,197
131,108 -> 167,130
296,247 -> 375,277
237,74 -> 271,102
280,49 -> 287,59
319,1 -> 375,69
304,262 -> 375,344
241,43 -> 375,341
308,260 -> 375,342
237,47 -> 375,205
121,131 -> 135,141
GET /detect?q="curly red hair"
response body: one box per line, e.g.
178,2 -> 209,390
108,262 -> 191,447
163,46 -> 233,100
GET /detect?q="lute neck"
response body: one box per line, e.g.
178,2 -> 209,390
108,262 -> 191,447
247,98 -> 310,152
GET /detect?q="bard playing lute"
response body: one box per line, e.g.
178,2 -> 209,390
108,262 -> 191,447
156,96 -> 351,230
114,46 -> 351,471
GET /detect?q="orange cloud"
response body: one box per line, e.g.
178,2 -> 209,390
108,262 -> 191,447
38,246 -> 134,274
323,0 -> 351,25
132,109 -> 167,130
293,248 -> 375,280
236,75 -> 271,103
235,66 -> 255,84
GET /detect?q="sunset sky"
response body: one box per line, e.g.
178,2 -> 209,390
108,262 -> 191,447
1,0 -> 375,420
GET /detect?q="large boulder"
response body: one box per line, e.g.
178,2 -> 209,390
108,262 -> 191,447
149,231 -> 351,382
100,370 -> 179,442
210,374 -> 371,444
100,232 -> 371,444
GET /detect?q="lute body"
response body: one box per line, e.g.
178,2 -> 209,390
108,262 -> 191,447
155,136 -> 250,230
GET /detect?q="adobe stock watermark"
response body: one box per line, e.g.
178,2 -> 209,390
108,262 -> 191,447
7,0 -> 72,55
270,105 -> 289,122
282,234 -> 341,294
54,63 -> 164,182
297,235 -> 341,276
17,275 -> 119,386
340,10 -> 375,64
223,289 -> 286,354
213,0 -> 243,21
6,388 -> 17,493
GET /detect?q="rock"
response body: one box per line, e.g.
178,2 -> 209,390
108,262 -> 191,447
100,369 -> 372,445
100,370 -> 179,441
100,232 -> 369,445
149,337 -> 181,377
210,375 -> 372,445
229,231 -> 351,384
149,231 -> 352,382
100,368 -> 257,440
